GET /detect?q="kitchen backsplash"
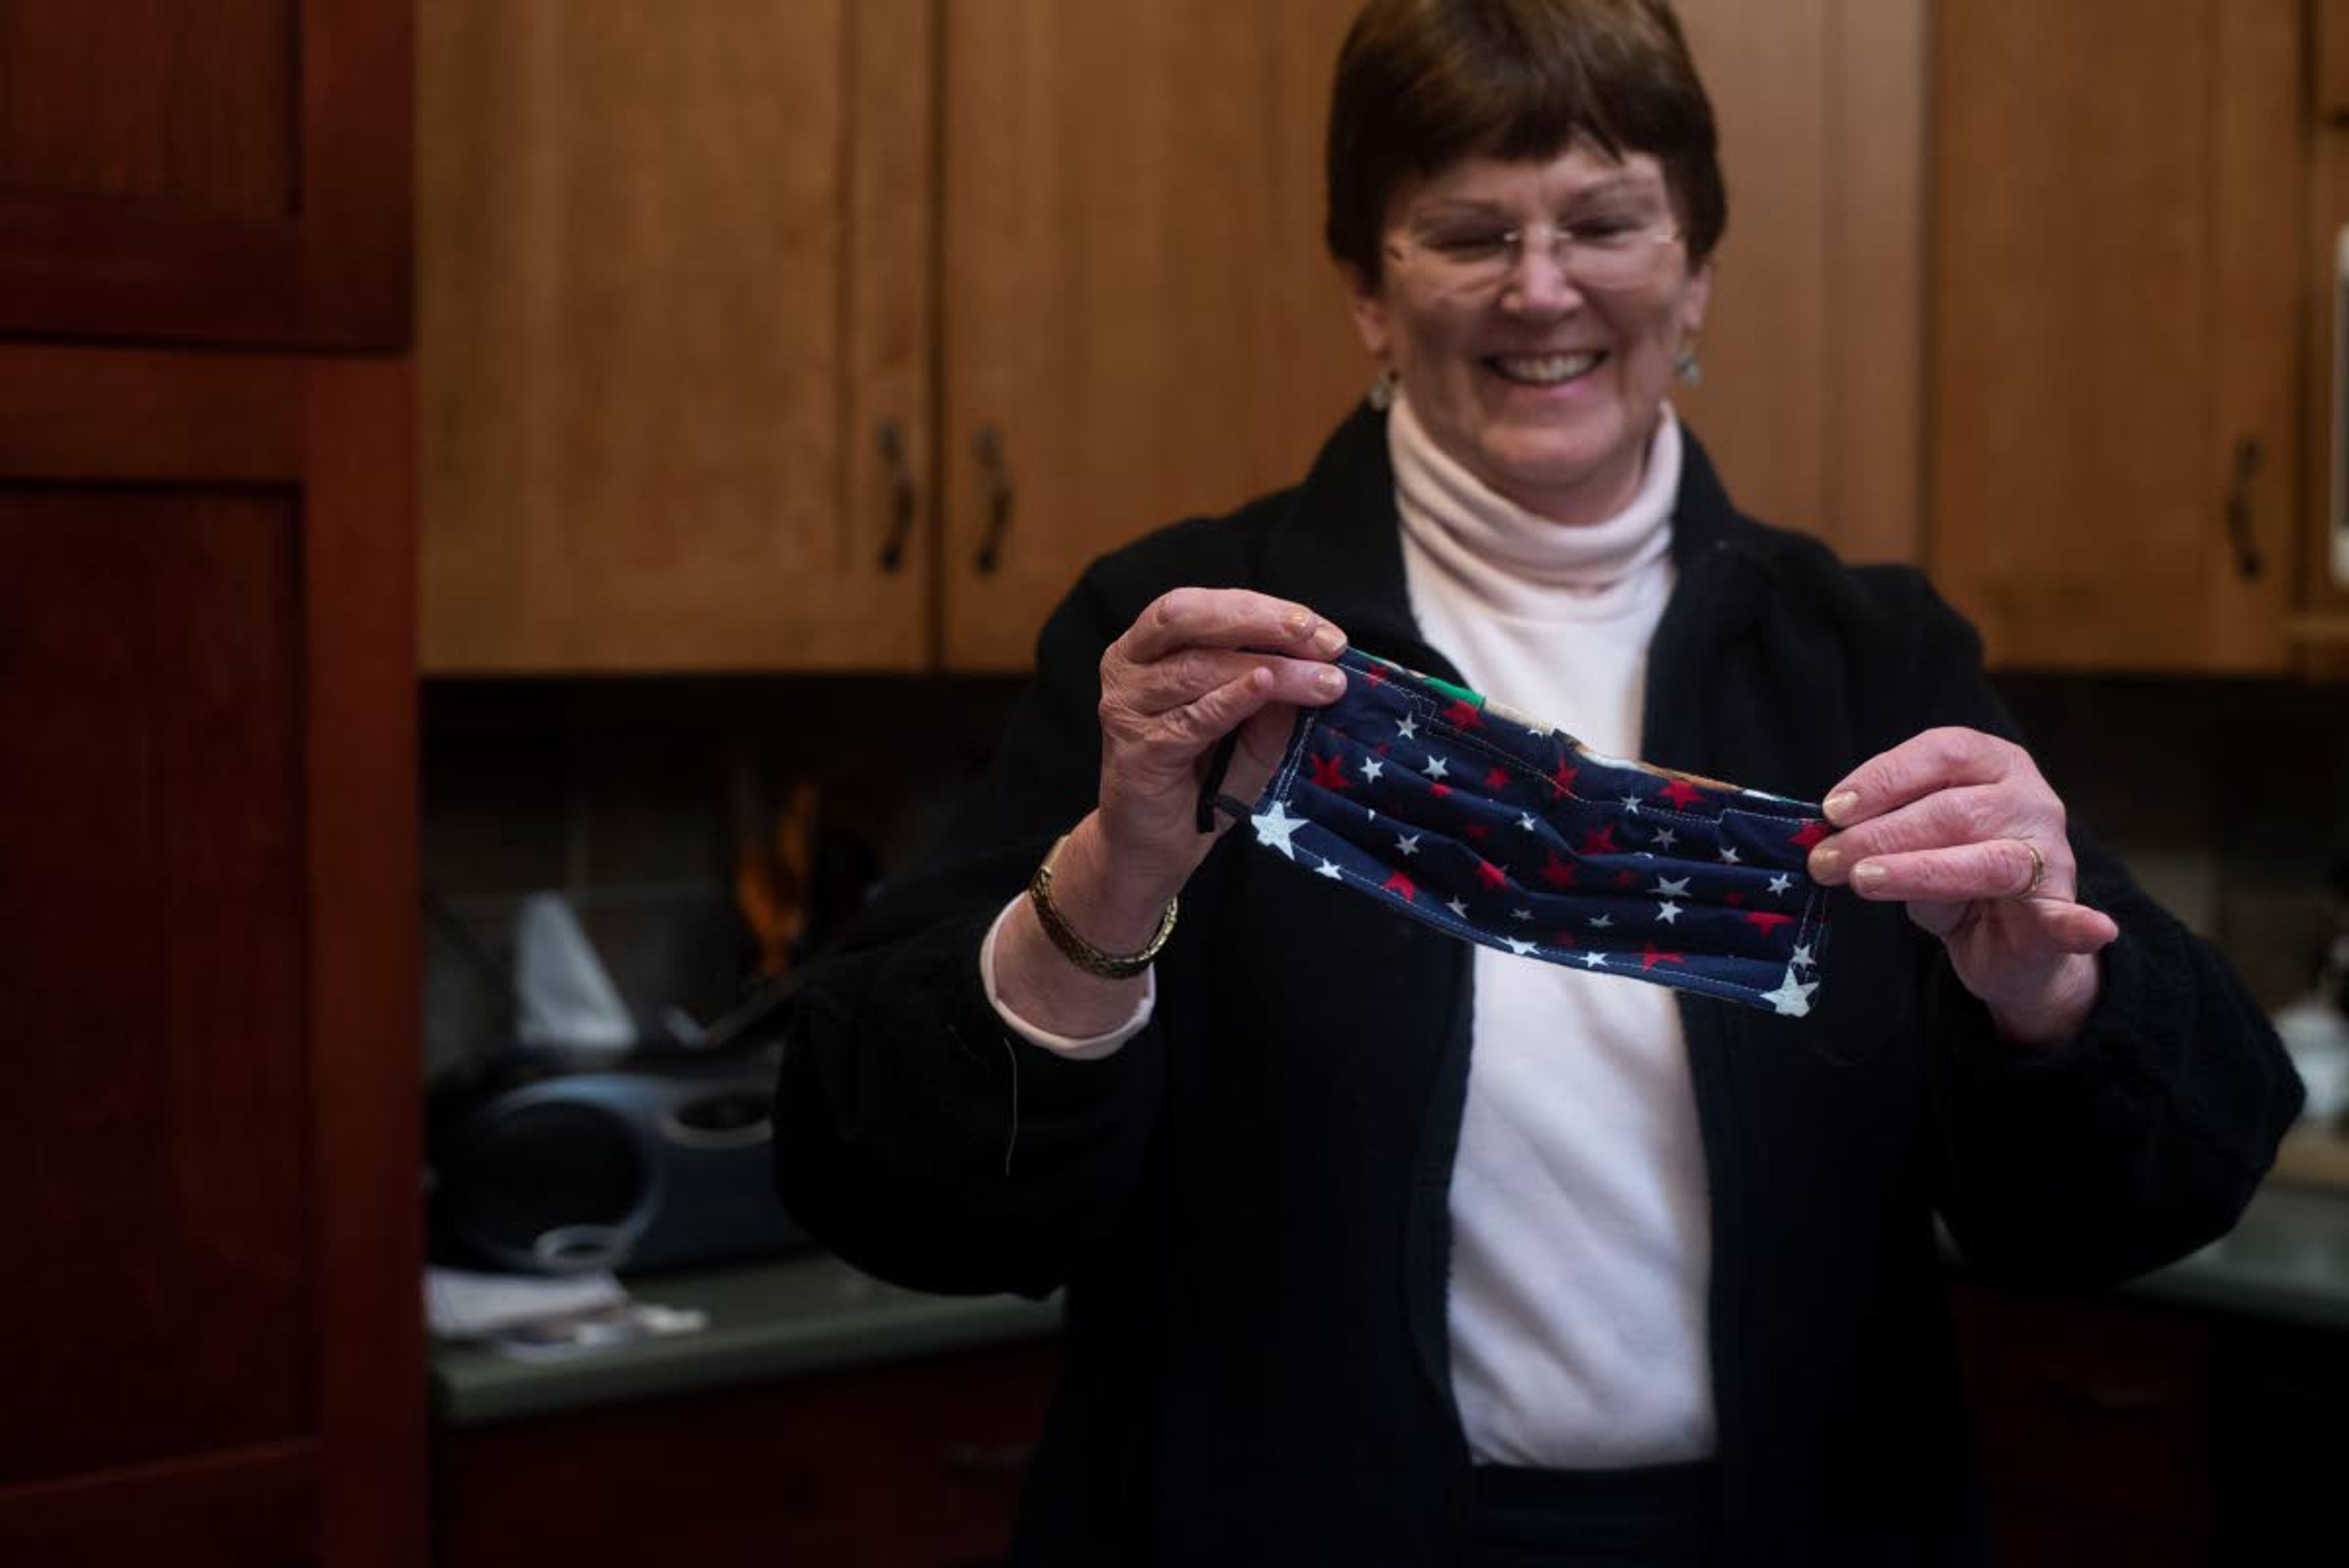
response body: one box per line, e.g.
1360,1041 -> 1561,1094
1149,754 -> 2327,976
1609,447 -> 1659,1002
420,670 -> 2347,1076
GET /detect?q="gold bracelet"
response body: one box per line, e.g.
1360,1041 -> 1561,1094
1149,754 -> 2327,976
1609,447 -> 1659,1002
1026,832 -> 1178,980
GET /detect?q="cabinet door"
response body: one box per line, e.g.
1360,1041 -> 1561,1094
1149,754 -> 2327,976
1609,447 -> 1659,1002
1674,0 -> 1927,566
418,0 -> 933,672
0,349 -> 423,1566
1929,0 -> 2301,671
938,0 -> 1370,672
0,0 -> 408,350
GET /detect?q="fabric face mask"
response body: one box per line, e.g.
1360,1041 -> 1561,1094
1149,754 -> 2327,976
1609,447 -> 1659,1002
1211,647 -> 1833,1016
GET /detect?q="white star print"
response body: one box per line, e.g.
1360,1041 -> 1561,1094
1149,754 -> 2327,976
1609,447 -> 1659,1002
1313,856 -> 1343,880
1361,757 -> 1386,783
1580,951 -> 1609,968
1589,914 -> 1613,929
1511,908 -> 1533,922
1518,812 -> 1539,831
1423,755 -> 1449,781
1718,845 -> 1742,864
1790,942 -> 1816,971
1767,872 -> 1794,896
1620,795 -> 1643,816
1396,715 -> 1419,740
1445,897 -> 1470,919
1395,833 -> 1421,857
1652,826 -> 1680,850
1655,901 -> 1683,926
1251,799 -> 1304,860
1652,875 -> 1691,896
1504,937 -> 1538,956
1762,966 -> 1819,1017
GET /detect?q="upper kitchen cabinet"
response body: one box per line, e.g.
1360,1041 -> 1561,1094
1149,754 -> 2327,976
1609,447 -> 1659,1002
1672,0 -> 1928,568
935,0 -> 1367,671
420,0 -> 1362,675
1929,0 -> 2304,672
0,0 -> 410,350
420,0 -> 935,671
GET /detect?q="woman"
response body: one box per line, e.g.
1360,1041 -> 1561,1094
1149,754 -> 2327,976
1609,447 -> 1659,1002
773,2 -> 2299,1562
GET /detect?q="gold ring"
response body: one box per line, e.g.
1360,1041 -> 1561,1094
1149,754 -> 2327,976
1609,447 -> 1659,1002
2014,839 -> 2046,899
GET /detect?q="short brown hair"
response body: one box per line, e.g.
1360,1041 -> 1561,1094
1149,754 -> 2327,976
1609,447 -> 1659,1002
1326,0 -> 1726,283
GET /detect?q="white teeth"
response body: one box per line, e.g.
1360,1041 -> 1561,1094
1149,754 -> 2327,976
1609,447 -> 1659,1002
1491,352 -> 1600,385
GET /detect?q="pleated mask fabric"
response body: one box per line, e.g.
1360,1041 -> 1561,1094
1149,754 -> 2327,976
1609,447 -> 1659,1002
1223,647 -> 1833,1016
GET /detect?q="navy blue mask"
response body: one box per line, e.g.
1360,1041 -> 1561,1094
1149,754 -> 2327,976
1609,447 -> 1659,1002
1210,648 -> 1835,1016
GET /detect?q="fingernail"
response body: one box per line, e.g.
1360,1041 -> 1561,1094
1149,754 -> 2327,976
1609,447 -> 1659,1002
1824,791 -> 1860,824
1809,847 -> 1842,882
1286,611 -> 1316,641
1310,623 -> 1347,657
1313,666 -> 1346,697
1851,861 -> 1886,893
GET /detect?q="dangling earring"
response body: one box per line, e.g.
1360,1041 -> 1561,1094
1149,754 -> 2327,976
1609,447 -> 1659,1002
1673,346 -> 1703,388
1367,366 -> 1399,411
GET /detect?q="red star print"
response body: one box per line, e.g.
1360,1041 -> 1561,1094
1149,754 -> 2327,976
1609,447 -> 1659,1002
1639,944 -> 1687,972
1789,819 -> 1830,851
1430,782 -> 1452,799
1548,759 -> 1580,798
1465,823 -> 1490,843
1382,871 -> 1417,902
1580,824 -> 1620,855
1474,858 -> 1509,892
1549,931 -> 1579,949
1745,912 -> 1795,935
1306,752 -> 1350,790
1537,852 -> 1578,888
1724,891 -> 1745,906
1360,664 -> 1387,686
1658,779 -> 1706,811
1483,766 -> 1511,790
1615,870 -> 1639,889
1442,700 -> 1484,729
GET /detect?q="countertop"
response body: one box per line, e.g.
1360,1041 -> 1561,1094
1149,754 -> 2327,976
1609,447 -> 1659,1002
431,1251 -> 1060,1427
432,1165 -> 2349,1429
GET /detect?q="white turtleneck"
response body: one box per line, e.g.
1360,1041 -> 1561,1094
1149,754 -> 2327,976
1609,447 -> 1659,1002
1391,392 -> 1715,1470
979,392 -> 1716,1469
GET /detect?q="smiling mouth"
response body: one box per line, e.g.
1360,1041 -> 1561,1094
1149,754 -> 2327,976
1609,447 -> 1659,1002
1486,351 -> 1605,387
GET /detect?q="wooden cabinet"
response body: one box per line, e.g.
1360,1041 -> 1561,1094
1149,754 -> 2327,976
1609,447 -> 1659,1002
421,0 -> 1931,674
0,3 -> 423,1562
0,0 -> 409,350
435,1340 -> 1059,1568
420,0 -> 1365,675
1929,0 -> 2308,672
0,351 -> 425,1564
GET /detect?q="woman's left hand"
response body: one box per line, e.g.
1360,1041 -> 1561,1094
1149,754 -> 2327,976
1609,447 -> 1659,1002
1805,726 -> 2120,1046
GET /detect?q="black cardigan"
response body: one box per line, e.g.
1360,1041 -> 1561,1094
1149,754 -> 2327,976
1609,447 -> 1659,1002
773,406 -> 2301,1566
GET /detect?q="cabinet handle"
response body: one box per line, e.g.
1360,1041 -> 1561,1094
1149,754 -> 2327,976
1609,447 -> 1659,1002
877,420 -> 917,573
2224,434 -> 2263,581
973,425 -> 1015,575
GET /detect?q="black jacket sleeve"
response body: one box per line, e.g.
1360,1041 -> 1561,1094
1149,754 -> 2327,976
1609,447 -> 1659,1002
770,565 -> 1167,1299
1892,575 -> 2304,1284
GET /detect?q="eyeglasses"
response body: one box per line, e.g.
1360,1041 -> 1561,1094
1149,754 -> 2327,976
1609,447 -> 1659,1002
1383,213 -> 1684,297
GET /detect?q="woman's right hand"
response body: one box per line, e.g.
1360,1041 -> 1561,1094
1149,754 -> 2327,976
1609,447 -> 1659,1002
1056,590 -> 1350,940
995,589 -> 1347,1025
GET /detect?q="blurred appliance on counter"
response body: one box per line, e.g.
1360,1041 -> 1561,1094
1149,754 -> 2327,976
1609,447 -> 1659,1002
429,1039 -> 812,1276
2275,860 -> 2349,1128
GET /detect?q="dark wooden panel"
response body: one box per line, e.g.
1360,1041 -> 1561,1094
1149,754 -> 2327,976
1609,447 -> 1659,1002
0,348 -> 424,1567
303,357 -> 428,1568
437,1340 -> 1059,1568
0,486 -> 314,1486
0,0 -> 409,348
0,1441 -> 318,1568
0,1 -> 295,217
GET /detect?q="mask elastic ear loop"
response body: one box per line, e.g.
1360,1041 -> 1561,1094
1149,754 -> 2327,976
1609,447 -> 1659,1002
1196,731 -> 1245,832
